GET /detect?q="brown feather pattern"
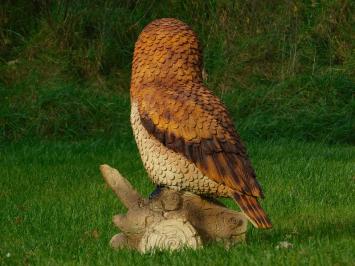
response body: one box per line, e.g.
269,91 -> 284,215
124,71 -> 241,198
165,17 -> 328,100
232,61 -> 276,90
130,18 -> 272,228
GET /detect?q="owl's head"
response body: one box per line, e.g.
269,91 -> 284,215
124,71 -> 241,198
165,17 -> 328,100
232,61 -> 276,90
131,18 -> 203,86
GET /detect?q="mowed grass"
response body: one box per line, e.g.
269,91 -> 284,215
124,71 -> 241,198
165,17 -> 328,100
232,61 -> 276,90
0,138 -> 354,265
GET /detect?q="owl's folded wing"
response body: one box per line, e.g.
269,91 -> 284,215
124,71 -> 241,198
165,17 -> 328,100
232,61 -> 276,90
135,83 -> 263,198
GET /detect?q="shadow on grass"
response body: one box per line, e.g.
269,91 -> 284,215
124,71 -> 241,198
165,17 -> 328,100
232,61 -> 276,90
253,216 -> 355,246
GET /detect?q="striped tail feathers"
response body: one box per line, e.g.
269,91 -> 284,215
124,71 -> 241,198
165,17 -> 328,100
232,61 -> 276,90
233,192 -> 272,229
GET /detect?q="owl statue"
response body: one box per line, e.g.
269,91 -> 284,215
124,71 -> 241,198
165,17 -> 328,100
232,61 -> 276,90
130,18 -> 272,228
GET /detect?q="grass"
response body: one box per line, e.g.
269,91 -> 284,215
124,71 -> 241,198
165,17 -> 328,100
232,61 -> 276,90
1,138 -> 354,265
1,1 -> 354,143
1,72 -> 353,143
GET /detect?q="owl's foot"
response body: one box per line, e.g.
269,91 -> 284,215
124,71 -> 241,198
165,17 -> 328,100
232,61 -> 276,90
149,185 -> 164,199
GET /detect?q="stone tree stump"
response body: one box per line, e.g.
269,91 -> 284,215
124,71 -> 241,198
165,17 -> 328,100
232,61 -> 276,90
100,164 -> 247,253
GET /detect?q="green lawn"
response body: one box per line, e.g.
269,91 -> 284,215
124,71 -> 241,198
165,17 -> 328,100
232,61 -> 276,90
1,138 -> 354,265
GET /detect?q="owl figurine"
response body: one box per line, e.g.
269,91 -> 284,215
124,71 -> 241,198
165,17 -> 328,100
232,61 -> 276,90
130,18 -> 272,229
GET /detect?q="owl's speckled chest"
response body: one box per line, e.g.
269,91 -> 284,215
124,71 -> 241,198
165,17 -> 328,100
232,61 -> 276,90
130,101 -> 231,197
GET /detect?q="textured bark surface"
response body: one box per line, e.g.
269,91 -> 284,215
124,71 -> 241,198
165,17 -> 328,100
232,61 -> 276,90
100,164 -> 247,253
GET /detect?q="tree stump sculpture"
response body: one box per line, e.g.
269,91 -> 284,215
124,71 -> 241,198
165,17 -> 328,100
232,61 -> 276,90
100,164 -> 247,253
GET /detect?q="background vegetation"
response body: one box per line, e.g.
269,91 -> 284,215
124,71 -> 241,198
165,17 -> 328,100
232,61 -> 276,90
1,0 -> 354,143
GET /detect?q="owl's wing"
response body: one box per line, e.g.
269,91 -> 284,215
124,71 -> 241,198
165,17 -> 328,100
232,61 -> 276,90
135,83 -> 263,197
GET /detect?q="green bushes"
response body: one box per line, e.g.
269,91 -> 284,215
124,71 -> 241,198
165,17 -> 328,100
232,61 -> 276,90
0,0 -> 354,143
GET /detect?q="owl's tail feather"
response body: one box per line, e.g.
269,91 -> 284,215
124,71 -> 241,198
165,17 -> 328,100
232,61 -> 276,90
233,193 -> 272,229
